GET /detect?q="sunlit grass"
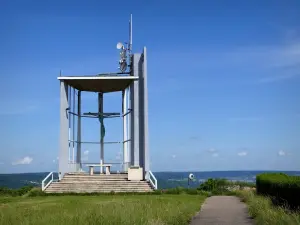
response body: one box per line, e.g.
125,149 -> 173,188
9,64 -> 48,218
236,190 -> 300,225
0,194 -> 206,225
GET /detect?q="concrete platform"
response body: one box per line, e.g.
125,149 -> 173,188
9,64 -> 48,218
190,196 -> 253,225
58,75 -> 138,93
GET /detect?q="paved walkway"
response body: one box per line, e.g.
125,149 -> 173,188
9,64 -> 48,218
190,196 -> 254,225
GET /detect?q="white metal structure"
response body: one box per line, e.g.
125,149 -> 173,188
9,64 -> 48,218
42,15 -> 157,192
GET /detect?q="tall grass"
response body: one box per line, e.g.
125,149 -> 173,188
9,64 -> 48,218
0,195 -> 206,225
236,190 -> 300,225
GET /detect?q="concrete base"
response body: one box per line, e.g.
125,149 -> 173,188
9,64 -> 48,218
89,167 -> 94,175
128,167 -> 143,181
105,166 -> 111,175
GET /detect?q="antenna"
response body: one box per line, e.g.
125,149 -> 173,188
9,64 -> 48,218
129,14 -> 132,53
116,14 -> 132,73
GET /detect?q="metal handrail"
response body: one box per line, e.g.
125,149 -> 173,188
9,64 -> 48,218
42,172 -> 54,191
148,171 -> 158,190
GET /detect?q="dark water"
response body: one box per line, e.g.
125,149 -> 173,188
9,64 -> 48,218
1,171 -> 299,189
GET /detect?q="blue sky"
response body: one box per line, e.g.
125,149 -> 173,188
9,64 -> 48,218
0,0 -> 300,173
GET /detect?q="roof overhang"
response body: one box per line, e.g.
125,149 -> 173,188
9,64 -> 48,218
57,76 -> 138,93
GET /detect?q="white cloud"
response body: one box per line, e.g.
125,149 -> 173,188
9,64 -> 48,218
278,150 -> 286,156
52,157 -> 59,163
212,153 -> 219,157
12,156 -> 33,165
207,148 -> 218,157
82,150 -> 89,161
208,148 -> 217,153
259,73 -> 299,83
172,154 -> 176,159
237,151 -> 248,157
83,150 -> 89,155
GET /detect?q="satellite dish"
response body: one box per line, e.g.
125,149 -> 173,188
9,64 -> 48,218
116,42 -> 124,50
189,173 -> 195,180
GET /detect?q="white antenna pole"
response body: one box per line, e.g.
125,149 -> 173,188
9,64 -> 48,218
129,14 -> 132,53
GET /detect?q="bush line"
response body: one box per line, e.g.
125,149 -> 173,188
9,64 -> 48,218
0,179 -> 255,197
256,173 -> 300,209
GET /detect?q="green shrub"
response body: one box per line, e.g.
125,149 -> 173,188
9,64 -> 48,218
256,173 -> 300,209
0,186 -> 205,197
196,190 -> 212,197
0,186 -> 34,196
26,188 -> 46,197
0,187 -> 14,196
163,187 -> 185,194
152,190 -> 163,195
184,188 -> 198,195
197,178 -> 228,192
16,185 -> 34,195
233,181 -> 256,188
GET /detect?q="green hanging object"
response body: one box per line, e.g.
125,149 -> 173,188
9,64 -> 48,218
98,114 -> 105,140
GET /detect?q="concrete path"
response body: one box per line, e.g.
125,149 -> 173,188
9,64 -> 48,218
190,196 -> 253,225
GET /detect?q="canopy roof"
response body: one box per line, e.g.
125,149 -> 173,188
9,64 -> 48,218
57,75 -> 138,93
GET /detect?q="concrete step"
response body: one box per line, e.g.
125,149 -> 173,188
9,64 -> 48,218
64,174 -> 128,178
45,174 -> 154,193
53,181 -> 149,186
52,183 -> 151,187
63,177 -> 129,179
59,180 -> 145,183
46,186 -> 152,190
46,186 -> 152,189
62,177 -> 128,180
49,185 -> 152,188
66,173 -> 128,176
45,189 -> 152,193
62,178 -> 128,181
48,187 -> 152,190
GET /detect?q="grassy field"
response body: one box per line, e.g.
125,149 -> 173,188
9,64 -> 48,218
0,194 -> 206,225
237,190 -> 300,225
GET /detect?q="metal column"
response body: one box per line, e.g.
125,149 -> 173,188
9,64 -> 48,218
72,87 -> 75,165
76,91 -> 81,171
130,54 -> 141,167
130,82 -> 134,166
59,81 -> 69,180
142,47 -> 150,179
98,93 -> 104,173
122,89 -> 129,171
138,53 -> 145,175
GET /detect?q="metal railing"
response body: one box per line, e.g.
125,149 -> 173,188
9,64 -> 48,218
148,171 -> 158,190
42,172 -> 54,191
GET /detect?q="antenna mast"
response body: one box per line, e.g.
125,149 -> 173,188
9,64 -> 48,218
129,14 -> 132,54
116,14 -> 133,73
128,14 -> 133,71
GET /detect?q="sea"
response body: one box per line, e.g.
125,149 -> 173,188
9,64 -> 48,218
1,171 -> 300,189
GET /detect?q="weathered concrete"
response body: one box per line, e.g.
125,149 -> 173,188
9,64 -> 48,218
190,196 -> 253,225
45,173 -> 154,193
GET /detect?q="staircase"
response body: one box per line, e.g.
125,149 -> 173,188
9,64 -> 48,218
44,173 -> 154,193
